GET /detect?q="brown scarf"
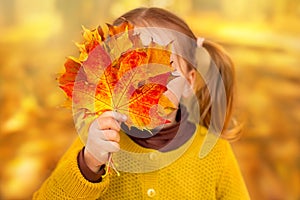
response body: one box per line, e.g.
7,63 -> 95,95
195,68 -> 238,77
127,105 -> 196,152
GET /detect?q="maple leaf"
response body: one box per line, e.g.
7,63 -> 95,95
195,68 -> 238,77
58,58 -> 82,99
58,21 -> 176,133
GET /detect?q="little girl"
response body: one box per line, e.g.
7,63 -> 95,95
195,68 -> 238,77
34,7 -> 250,199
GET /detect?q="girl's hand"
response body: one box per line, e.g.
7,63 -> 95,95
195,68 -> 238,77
84,111 -> 127,173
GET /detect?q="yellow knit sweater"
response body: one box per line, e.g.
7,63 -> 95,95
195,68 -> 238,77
33,125 -> 250,199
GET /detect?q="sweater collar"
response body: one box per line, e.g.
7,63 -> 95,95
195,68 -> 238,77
123,105 -> 196,152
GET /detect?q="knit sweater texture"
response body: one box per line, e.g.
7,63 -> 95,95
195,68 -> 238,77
33,125 -> 250,199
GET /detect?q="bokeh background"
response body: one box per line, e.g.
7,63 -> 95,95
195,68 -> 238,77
0,0 -> 299,199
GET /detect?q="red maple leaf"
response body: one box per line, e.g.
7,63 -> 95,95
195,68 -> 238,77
58,22 -> 176,132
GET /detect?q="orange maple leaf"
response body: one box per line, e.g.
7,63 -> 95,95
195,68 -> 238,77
58,22 -> 176,132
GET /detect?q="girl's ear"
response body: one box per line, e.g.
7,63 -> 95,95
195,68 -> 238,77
190,68 -> 205,92
182,69 -> 198,97
187,69 -> 196,86
186,68 -> 205,92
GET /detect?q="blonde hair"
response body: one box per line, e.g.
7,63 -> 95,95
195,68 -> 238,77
113,7 -> 242,140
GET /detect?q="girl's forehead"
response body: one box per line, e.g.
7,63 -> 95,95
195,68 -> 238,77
133,27 -> 193,49
133,27 -> 196,68
134,27 -> 175,45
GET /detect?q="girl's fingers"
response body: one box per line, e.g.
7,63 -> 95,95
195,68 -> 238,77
95,111 -> 127,131
99,111 -> 128,122
97,117 -> 121,131
95,129 -> 120,142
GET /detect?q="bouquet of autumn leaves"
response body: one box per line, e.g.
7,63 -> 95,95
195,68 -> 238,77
58,21 -> 176,135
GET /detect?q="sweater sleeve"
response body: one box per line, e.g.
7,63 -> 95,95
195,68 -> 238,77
77,147 -> 106,183
33,137 -> 109,199
216,142 -> 251,200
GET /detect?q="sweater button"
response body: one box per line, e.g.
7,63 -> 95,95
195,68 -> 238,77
147,188 -> 156,197
149,152 -> 158,160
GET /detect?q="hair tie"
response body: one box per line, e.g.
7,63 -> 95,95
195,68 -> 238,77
197,37 -> 205,47
120,16 -> 127,20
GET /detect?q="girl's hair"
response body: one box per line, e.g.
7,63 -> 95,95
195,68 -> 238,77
113,7 -> 241,140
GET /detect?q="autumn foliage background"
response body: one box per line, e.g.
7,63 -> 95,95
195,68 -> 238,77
0,0 -> 299,199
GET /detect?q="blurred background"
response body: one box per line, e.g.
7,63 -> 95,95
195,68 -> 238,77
0,0 -> 299,199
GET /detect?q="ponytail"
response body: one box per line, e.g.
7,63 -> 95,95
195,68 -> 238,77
196,40 -> 242,141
